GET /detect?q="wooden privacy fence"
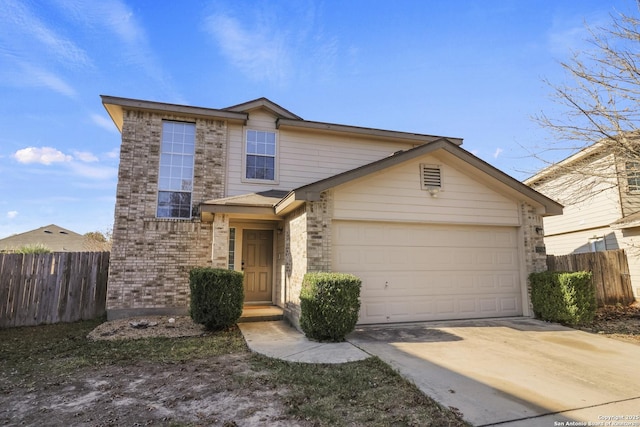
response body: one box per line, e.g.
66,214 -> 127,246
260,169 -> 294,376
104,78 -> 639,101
0,252 -> 109,328
546,249 -> 635,306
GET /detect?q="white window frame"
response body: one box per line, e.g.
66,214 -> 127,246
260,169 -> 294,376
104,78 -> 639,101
157,120 -> 195,219
242,128 -> 279,184
625,161 -> 640,193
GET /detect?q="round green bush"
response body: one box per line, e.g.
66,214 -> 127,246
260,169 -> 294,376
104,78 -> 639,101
300,272 -> 362,342
189,267 -> 244,330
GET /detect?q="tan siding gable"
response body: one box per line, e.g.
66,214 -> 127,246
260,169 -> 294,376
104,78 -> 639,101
227,116 -> 415,196
535,157 -> 621,236
332,154 -> 520,226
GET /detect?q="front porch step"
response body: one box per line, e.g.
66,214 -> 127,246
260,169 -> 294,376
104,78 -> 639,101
239,305 -> 284,323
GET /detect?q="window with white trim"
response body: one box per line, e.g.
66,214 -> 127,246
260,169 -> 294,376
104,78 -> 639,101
626,161 -> 640,193
157,121 -> 195,218
245,130 -> 276,181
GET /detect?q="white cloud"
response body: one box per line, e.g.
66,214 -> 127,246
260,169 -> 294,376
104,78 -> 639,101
203,3 -> 339,86
105,147 -> 120,159
493,148 -> 504,159
22,63 -> 77,98
53,0 -> 182,101
68,162 -> 118,180
91,113 -> 117,132
204,13 -> 290,84
73,150 -> 99,163
13,147 -> 73,165
0,0 -> 91,69
6,211 -> 18,219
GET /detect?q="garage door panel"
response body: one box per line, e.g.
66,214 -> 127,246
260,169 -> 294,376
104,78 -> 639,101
360,295 -> 521,323
333,221 -> 523,324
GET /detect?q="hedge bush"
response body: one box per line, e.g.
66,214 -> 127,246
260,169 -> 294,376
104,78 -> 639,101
189,267 -> 244,330
529,271 -> 596,326
300,272 -> 362,342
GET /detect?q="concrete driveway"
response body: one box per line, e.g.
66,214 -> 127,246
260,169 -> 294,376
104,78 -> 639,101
347,318 -> 640,426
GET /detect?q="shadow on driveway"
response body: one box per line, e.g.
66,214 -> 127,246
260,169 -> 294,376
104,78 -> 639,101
348,317 -> 640,426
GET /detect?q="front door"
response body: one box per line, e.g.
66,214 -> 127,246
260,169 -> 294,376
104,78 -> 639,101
242,229 -> 273,302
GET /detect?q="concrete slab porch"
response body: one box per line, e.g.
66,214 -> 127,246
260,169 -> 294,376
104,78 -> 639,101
239,305 -> 284,323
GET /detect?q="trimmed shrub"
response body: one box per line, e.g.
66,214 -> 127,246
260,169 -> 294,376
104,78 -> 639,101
300,272 -> 362,342
529,271 -> 596,326
189,267 -> 244,330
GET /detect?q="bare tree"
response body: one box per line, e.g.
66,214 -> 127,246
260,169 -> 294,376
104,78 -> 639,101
530,9 -> 640,203
84,229 -> 112,252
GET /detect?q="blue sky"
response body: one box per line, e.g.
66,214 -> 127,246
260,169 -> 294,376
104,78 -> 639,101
0,0 -> 636,239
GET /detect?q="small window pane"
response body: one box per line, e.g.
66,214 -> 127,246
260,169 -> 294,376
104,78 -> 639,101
245,129 -> 276,181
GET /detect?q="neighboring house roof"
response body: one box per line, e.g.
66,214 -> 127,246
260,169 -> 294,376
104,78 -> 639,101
0,224 -> 87,252
610,211 -> 640,229
202,139 -> 563,218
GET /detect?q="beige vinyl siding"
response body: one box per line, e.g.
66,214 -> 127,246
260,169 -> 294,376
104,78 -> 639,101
544,226 -> 620,255
536,157 -> 621,236
333,154 -> 520,226
226,110 -> 415,196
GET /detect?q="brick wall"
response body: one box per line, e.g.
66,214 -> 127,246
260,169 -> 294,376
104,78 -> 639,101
520,202 -> 547,315
283,191 -> 334,328
283,206 -> 307,328
107,110 -> 227,319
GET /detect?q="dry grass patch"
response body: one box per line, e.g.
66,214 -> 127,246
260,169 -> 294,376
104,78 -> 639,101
0,318 -> 468,426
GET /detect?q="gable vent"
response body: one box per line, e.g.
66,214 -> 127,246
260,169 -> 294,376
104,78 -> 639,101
420,164 -> 442,190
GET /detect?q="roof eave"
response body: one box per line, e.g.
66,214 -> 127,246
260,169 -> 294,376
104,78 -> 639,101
276,118 -> 463,145
100,95 -> 249,132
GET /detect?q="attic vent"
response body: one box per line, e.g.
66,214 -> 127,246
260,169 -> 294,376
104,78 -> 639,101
420,164 -> 442,190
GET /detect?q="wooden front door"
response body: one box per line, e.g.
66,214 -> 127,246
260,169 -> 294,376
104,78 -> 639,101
242,229 -> 273,302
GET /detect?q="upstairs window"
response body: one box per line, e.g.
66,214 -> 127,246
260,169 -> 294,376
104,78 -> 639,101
626,161 -> 640,193
245,130 -> 276,181
157,121 -> 195,218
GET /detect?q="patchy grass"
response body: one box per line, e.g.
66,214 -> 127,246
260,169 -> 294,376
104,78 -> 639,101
252,355 -> 466,426
0,319 -> 468,426
0,318 -> 246,390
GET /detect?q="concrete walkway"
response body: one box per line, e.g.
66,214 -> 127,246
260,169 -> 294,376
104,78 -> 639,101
238,320 -> 369,364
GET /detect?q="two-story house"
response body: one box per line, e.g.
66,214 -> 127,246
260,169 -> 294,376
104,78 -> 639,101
526,142 -> 640,300
102,96 -> 562,326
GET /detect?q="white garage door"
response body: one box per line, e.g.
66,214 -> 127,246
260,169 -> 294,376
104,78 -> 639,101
332,221 -> 523,324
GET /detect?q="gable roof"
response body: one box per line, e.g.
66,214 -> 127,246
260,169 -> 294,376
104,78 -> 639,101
223,97 -> 303,120
275,138 -> 563,216
101,95 -> 464,145
0,224 -> 88,252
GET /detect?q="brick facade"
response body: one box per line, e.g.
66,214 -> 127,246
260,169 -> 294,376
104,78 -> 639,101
107,110 -> 227,319
520,201 -> 548,314
282,192 -> 334,328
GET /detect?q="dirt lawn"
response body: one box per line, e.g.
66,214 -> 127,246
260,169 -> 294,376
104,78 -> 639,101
2,316 -> 467,427
5,317 -> 304,427
2,304 -> 638,427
